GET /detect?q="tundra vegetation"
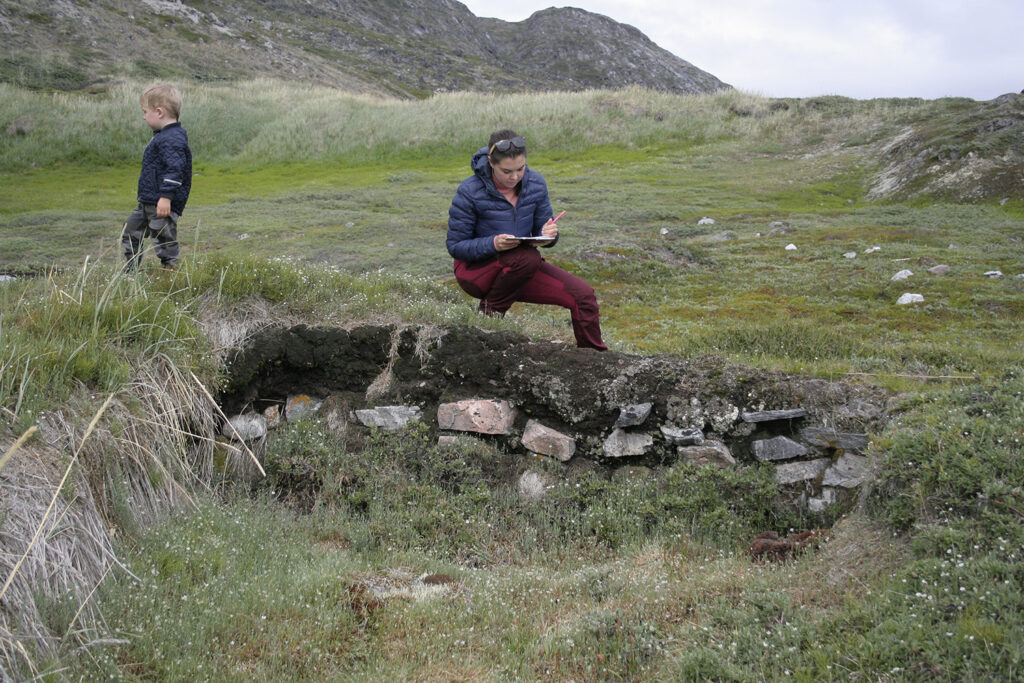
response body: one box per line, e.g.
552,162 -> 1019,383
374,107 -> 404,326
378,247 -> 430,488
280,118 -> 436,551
1,81 -> 1022,680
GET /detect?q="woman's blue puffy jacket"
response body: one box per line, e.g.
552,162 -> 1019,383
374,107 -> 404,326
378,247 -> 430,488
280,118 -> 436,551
446,147 -> 558,262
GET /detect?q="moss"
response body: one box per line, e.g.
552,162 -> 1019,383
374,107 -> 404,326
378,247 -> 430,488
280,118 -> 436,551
22,12 -> 54,24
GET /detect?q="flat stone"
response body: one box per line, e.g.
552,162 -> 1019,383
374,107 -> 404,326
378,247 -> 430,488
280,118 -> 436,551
774,457 -> 831,484
521,420 -> 576,462
355,405 -> 423,431
222,413 -> 267,442
285,394 -> 322,421
437,399 -> 516,435
602,428 -> 654,458
741,408 -> 807,423
823,454 -> 868,488
800,427 -> 869,453
896,293 -> 924,305
927,264 -> 951,275
614,402 -> 653,428
660,425 -> 704,446
752,435 -> 808,462
678,440 -> 735,468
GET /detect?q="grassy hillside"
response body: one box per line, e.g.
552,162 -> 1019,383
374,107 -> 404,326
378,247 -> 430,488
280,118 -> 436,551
1,82 -> 1023,680
2,83 -> 1020,375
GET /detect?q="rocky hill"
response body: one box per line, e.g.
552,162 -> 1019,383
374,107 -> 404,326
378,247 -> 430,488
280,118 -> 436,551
0,0 -> 730,97
868,92 -> 1024,202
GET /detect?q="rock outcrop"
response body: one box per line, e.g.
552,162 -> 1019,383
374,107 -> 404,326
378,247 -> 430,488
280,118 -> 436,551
867,93 -> 1023,202
1,0 -> 730,96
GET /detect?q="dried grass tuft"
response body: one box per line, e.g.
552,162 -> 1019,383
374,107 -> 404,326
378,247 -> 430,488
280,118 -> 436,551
195,293 -> 295,362
0,398 -> 118,678
0,353 -> 219,675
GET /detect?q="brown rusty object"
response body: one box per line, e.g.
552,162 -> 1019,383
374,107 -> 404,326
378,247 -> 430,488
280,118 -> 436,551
748,529 -> 830,561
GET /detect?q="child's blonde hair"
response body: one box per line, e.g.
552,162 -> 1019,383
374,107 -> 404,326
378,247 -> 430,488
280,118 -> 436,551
140,83 -> 183,120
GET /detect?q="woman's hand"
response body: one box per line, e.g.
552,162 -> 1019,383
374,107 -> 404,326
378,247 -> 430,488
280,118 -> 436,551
540,218 -> 559,240
493,234 -> 521,251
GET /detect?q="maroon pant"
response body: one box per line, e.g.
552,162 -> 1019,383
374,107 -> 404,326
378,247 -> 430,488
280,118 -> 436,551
454,246 -> 607,351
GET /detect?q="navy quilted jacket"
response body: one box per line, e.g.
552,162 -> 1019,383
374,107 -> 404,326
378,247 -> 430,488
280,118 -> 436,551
447,148 -> 558,262
137,122 -> 192,215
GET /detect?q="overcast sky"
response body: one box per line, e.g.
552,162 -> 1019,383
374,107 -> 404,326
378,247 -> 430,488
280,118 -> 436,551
458,0 -> 1023,100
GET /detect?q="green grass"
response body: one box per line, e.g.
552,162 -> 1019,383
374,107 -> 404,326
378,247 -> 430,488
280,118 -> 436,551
2,81 -> 1023,680
66,412 -> 1024,680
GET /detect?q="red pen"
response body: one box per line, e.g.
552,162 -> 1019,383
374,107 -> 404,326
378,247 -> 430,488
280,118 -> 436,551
552,210 -> 566,223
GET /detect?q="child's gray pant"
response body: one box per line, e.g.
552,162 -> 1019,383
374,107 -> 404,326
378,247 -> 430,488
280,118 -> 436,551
122,203 -> 179,268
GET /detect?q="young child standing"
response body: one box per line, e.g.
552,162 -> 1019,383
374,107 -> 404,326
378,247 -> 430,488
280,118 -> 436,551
122,83 -> 192,270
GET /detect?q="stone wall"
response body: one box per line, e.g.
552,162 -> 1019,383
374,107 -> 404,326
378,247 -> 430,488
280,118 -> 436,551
218,324 -> 890,514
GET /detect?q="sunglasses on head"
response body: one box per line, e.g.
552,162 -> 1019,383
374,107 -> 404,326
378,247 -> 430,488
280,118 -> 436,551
488,136 -> 526,155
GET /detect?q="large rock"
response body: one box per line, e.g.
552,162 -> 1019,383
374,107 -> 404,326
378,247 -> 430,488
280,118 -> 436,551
822,454 -> 869,488
521,420 -> 576,462
285,394 -> 322,421
602,429 -> 654,458
678,441 -> 735,468
263,404 -> 281,429
891,269 -> 913,281
437,399 -> 516,435
355,405 -> 423,431
221,413 -> 267,442
614,403 -> 653,428
896,293 -> 924,305
660,425 -> 704,445
800,427 -> 868,453
752,436 -> 808,462
774,457 -> 831,485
